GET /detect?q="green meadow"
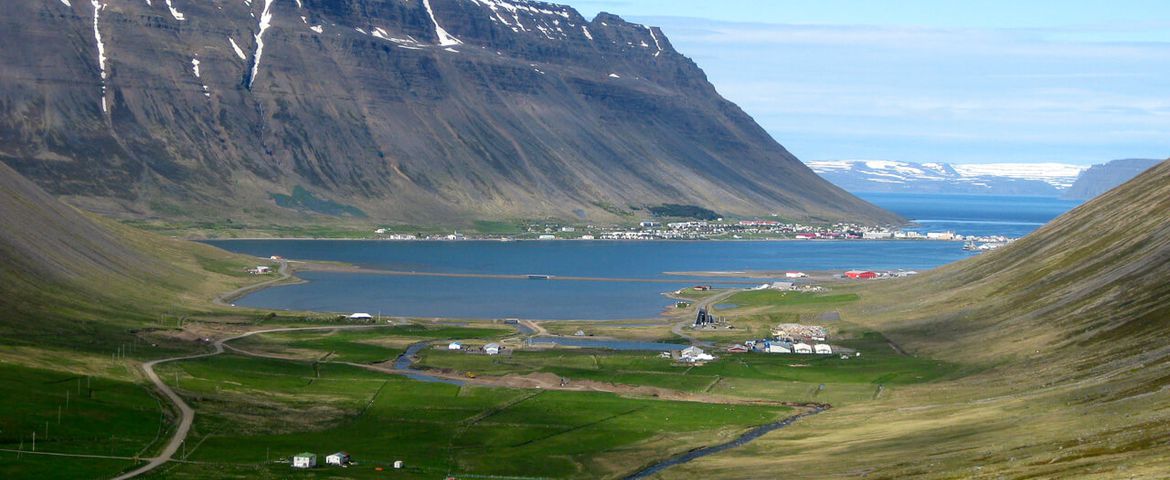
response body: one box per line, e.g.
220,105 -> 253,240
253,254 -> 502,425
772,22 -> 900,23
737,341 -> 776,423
151,355 -> 790,479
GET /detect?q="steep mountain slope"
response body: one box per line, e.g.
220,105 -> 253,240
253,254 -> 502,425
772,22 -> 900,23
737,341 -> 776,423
663,159 -> 1170,478
807,159 -> 1082,195
0,161 -> 256,348
1062,158 -> 1162,200
0,0 -> 897,225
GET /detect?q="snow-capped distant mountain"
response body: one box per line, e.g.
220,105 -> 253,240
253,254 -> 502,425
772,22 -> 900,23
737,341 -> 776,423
806,160 -> 1087,196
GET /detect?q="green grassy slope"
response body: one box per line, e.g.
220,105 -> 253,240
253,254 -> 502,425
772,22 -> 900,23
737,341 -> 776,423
0,163 -> 264,351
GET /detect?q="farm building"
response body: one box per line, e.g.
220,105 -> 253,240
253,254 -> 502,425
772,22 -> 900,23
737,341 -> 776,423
292,453 -> 317,469
766,341 -> 793,354
844,270 -> 877,279
484,343 -> 501,355
785,272 -> 808,278
814,344 -> 833,354
793,342 -> 813,354
771,281 -> 796,291
726,344 -> 750,353
347,313 -> 374,321
448,342 -> 463,350
681,346 -> 715,362
325,452 -> 350,466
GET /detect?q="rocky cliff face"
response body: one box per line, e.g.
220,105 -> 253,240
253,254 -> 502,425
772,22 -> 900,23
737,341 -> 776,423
0,0 -> 899,225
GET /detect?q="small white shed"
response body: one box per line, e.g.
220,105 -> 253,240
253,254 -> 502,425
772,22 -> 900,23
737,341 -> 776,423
325,451 -> 350,466
292,452 -> 317,469
448,342 -> 463,350
793,342 -> 813,354
484,343 -> 501,355
814,344 -> 833,355
347,313 -> 373,321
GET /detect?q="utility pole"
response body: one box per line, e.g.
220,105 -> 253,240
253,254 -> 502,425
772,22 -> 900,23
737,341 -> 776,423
31,431 -> 35,451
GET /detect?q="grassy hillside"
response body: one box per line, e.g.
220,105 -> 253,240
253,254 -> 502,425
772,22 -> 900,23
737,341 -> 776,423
656,159 -> 1170,478
0,163 -> 270,351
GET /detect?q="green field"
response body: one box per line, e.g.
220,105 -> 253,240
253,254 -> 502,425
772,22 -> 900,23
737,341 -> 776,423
233,325 -> 511,363
0,363 -> 163,479
152,355 -> 790,479
721,290 -> 860,309
415,332 -> 957,402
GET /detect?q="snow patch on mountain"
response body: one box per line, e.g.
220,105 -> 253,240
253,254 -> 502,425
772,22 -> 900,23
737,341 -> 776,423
807,160 -> 1086,196
951,163 -> 1086,188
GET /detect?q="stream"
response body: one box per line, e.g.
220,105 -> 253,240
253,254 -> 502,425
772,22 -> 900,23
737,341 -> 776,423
624,405 -> 829,479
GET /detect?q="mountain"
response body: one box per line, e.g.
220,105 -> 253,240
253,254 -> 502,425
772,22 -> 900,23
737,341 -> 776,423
806,160 -> 1085,195
0,0 -> 898,226
1061,158 -> 1162,200
0,161 -> 254,348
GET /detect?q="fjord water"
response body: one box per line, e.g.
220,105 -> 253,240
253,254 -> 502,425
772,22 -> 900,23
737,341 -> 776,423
210,194 -> 1080,320
210,240 -> 968,320
859,193 -> 1082,238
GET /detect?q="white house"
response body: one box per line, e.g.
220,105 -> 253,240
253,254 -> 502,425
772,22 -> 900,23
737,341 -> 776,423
793,342 -> 813,354
292,452 -> 317,469
347,313 -> 373,321
448,342 -> 463,350
680,346 -> 715,362
785,272 -> 808,278
484,343 -> 501,355
766,342 -> 792,354
814,344 -> 833,354
538,234 -> 556,240
325,452 -> 350,466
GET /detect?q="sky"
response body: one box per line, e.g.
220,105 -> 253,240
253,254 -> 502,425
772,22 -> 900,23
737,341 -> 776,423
572,1 -> 1170,165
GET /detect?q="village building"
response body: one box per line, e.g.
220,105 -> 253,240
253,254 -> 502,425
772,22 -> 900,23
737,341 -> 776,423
448,342 -> 463,350
814,344 -> 833,354
726,344 -> 750,353
844,270 -> 877,279
484,343 -> 501,355
793,342 -> 813,354
766,341 -> 793,354
325,452 -> 350,466
292,452 -> 317,469
785,271 -> 808,278
680,346 -> 715,362
347,313 -> 374,321
771,281 -> 796,291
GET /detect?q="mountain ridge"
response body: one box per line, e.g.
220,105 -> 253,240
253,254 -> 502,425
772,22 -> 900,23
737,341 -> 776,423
0,0 -> 899,225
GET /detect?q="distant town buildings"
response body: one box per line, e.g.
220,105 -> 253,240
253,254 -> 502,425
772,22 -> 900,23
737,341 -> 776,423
292,453 -> 317,469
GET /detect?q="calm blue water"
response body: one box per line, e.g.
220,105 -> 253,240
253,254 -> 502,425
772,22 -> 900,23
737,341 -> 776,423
209,240 -> 974,319
859,193 -> 1081,238
208,195 -> 1079,320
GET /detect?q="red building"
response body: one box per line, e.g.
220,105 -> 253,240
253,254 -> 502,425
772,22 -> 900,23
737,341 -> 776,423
844,270 -> 877,279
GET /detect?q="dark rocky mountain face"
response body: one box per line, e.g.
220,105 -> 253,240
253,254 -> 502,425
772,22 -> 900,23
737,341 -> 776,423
0,0 -> 899,225
1061,158 -> 1162,201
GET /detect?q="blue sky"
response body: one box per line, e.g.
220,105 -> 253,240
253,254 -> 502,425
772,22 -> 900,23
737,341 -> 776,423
573,1 -> 1170,165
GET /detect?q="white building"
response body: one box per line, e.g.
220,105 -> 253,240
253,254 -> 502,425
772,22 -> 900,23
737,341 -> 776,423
580,235 -> 595,240
793,342 -> 813,354
814,344 -> 833,354
680,346 -> 715,362
538,234 -> 556,240
771,282 -> 796,291
448,342 -> 463,350
785,272 -> 808,278
484,343 -> 501,355
766,342 -> 792,354
347,313 -> 373,321
292,453 -> 317,469
325,452 -> 350,466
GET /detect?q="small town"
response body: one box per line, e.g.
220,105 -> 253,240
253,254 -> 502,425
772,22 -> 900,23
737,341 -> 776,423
373,220 -> 1016,249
